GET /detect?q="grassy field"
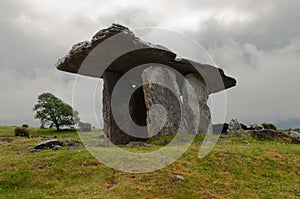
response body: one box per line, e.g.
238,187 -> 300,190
0,126 -> 299,199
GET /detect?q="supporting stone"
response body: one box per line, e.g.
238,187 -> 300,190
102,71 -> 135,145
181,73 -> 211,134
142,66 -> 182,137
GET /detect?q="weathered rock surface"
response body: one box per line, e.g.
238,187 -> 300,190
56,23 -> 236,94
142,66 -> 181,137
250,129 -> 287,140
228,119 -> 243,132
102,71 -> 136,145
288,131 -> 300,144
248,124 -> 264,130
183,73 -> 209,103
34,139 -> 64,149
181,73 -> 211,134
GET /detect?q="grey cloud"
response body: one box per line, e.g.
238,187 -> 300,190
192,0 -> 300,50
0,0 -> 299,129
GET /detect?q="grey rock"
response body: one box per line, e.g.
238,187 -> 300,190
28,149 -> 41,153
288,131 -> 300,144
34,139 -> 63,149
63,140 -> 81,146
250,129 -> 287,140
183,73 -> 209,103
228,119 -> 242,133
174,174 -> 184,179
56,23 -> 236,94
142,66 -> 181,137
53,145 -> 62,150
102,71 -> 136,145
181,73 -> 211,134
248,124 -> 264,130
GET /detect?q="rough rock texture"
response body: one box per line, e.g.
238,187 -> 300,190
228,119 -> 243,132
288,131 -> 300,144
181,73 -> 211,134
34,139 -> 64,149
250,129 -> 287,140
56,23 -> 236,94
142,66 -> 181,137
248,124 -> 264,130
183,73 -> 209,103
102,71 -> 135,145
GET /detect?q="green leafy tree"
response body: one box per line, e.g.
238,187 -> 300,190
33,93 -> 80,131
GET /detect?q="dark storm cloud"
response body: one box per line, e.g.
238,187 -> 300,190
0,0 -> 299,128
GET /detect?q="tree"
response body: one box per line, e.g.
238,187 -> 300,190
33,93 -> 80,131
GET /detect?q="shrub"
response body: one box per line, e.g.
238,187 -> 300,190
15,127 -> 30,138
22,124 -> 29,128
261,123 -> 277,130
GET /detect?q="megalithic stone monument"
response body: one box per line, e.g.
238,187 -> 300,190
56,23 -> 237,145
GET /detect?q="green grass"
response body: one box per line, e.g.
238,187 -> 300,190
0,126 -> 299,198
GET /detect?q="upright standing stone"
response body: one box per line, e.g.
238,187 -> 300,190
142,66 -> 182,137
102,71 -> 135,144
181,73 -> 211,134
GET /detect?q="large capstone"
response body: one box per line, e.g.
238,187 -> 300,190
142,66 -> 181,137
181,73 -> 211,134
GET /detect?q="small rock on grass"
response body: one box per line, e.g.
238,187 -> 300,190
28,149 -> 41,153
173,174 -> 184,179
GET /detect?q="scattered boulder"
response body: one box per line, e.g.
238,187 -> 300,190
248,124 -> 264,130
28,149 -> 41,153
34,139 -> 64,149
173,174 -> 184,179
261,123 -> 277,130
53,145 -> 62,150
63,140 -> 81,146
240,123 -> 248,130
228,119 -> 242,132
250,129 -> 286,140
288,131 -> 300,144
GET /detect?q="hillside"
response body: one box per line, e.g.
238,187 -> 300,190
0,126 -> 299,199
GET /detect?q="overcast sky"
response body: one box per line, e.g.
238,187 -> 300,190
0,0 -> 299,129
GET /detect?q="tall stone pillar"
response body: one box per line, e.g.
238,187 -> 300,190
181,73 -> 211,134
142,66 -> 182,137
102,71 -> 135,144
